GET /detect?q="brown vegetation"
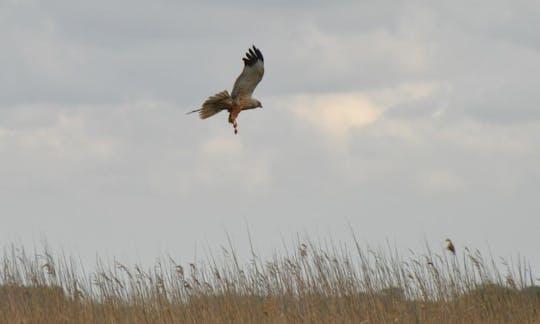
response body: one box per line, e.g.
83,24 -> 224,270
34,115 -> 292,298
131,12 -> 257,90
0,240 -> 538,323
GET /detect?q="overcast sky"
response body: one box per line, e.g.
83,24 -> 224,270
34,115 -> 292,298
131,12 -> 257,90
1,0 -> 539,272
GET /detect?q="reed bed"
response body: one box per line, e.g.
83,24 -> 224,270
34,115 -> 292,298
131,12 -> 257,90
0,237 -> 538,323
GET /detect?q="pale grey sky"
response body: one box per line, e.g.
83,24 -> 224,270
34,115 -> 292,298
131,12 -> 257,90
1,0 -> 539,271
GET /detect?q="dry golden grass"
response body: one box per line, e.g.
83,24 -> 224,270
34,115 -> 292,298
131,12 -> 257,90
0,239 -> 538,323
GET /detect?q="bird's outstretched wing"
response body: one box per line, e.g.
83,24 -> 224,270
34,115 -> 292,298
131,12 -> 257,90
231,46 -> 264,99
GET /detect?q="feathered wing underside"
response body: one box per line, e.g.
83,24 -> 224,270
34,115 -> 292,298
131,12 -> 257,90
231,46 -> 264,99
198,90 -> 233,119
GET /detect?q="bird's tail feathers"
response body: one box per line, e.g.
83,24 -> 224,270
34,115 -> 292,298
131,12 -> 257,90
195,90 -> 232,119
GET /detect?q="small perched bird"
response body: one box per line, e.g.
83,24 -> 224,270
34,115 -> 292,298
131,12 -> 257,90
188,45 -> 265,134
445,238 -> 456,254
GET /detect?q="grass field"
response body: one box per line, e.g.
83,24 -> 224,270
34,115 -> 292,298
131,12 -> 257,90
1,238 -> 538,323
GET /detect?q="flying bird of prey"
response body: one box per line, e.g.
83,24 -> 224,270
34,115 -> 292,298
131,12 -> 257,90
188,45 -> 265,134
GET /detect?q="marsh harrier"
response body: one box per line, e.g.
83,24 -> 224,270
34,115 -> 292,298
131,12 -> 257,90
188,45 -> 264,134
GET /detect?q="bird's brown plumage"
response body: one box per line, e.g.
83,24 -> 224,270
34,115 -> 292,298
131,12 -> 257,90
197,90 -> 233,119
188,46 -> 265,134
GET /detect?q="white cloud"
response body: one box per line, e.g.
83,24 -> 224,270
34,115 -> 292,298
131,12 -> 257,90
291,93 -> 382,140
369,82 -> 442,107
202,137 -> 242,156
1,0 -> 540,274
196,137 -> 272,189
0,109 -> 115,163
420,169 -> 465,192
288,19 -> 434,78
438,119 -> 536,153
288,82 -> 441,142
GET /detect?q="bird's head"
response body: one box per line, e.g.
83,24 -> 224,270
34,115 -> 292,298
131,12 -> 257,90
243,98 -> 263,110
